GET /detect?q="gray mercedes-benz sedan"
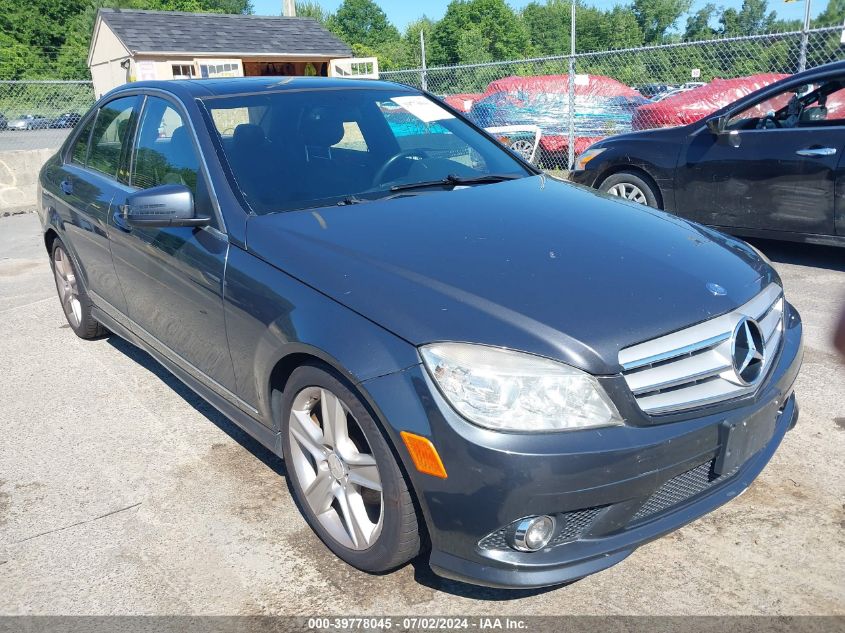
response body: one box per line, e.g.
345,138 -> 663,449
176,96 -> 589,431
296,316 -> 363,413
37,77 -> 803,588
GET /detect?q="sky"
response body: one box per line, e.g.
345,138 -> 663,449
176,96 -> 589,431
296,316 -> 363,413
253,0 -> 828,31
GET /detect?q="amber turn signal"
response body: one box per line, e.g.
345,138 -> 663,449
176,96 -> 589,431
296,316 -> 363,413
400,431 -> 447,479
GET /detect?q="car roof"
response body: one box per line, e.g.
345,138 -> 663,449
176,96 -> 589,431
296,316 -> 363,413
104,76 -> 415,101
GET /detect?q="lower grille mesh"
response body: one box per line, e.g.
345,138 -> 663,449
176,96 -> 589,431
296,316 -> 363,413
631,459 -> 740,523
550,507 -> 604,545
478,507 -> 602,551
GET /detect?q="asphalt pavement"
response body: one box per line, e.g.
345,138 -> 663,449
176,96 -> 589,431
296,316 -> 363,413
0,129 -> 72,152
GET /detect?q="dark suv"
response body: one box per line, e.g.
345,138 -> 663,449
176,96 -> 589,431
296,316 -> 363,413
38,78 -> 802,588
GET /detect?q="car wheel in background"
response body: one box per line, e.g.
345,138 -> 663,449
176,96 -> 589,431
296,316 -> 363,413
51,239 -> 106,339
509,139 -> 536,164
599,171 -> 660,208
281,363 -> 421,573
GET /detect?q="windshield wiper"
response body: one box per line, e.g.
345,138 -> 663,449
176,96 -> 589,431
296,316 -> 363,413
389,173 -> 522,193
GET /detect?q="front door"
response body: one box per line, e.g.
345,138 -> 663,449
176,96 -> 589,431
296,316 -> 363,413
107,95 -> 237,396
679,77 -> 845,238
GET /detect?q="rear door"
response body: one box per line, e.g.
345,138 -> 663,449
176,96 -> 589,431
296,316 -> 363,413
678,77 -> 845,238
107,94 -> 238,397
45,95 -> 140,322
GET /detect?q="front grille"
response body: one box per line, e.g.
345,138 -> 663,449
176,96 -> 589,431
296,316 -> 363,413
630,459 -> 740,523
478,507 -> 602,551
619,283 -> 784,415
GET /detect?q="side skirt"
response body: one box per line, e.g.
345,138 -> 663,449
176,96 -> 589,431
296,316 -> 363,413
91,306 -> 282,457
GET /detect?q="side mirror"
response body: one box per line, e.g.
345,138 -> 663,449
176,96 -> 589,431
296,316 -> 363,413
706,115 -> 728,135
124,184 -> 210,228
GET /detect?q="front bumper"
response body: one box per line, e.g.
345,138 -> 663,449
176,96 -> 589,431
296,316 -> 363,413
362,302 -> 803,588
568,168 -> 599,187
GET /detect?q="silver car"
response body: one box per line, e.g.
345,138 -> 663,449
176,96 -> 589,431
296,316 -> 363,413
6,114 -> 51,130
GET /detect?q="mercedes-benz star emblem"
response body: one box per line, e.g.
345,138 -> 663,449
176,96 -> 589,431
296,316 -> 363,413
730,318 -> 766,386
706,282 -> 727,296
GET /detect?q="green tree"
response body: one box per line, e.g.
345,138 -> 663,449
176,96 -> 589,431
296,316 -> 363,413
720,0 -> 776,35
522,0 -> 569,56
601,6 -> 645,49
429,0 -> 530,66
295,1 -> 327,22
816,0 -> 845,26
326,0 -> 400,48
522,1 -> 643,55
402,16 -> 436,67
632,0 -> 693,43
684,3 -> 718,40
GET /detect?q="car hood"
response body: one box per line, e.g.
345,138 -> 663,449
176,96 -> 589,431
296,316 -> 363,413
246,176 -> 775,375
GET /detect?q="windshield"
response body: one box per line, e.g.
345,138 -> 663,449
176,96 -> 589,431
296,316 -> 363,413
201,88 -> 531,214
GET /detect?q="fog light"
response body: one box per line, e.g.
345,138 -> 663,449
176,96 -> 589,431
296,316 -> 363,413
511,515 -> 556,552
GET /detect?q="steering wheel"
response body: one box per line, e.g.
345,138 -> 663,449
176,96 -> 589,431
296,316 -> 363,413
372,149 -> 428,187
756,113 -> 781,130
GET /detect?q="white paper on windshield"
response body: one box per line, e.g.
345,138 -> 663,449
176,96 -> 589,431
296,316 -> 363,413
391,96 -> 455,123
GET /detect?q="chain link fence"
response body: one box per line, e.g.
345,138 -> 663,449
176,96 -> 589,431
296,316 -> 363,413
382,26 -> 845,169
0,81 -> 94,151
1,28 -> 843,157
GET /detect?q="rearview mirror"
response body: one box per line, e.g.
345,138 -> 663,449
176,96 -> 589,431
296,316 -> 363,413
124,184 -> 210,228
706,115 -> 728,135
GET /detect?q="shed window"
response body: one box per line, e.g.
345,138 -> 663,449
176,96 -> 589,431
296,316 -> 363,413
172,64 -> 195,79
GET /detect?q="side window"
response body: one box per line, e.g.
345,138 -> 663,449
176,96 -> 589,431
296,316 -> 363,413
727,80 -> 845,130
803,82 -> 845,125
70,114 -> 95,165
87,96 -> 138,180
132,97 -> 216,227
727,89 -> 794,130
132,97 -> 199,194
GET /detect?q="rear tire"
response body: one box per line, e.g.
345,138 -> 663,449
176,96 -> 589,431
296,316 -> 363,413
280,363 -> 421,573
599,171 -> 660,208
50,239 -> 106,339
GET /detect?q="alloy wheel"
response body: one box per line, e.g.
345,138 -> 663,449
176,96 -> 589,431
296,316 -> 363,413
509,139 -> 535,162
53,245 -> 82,328
607,182 -> 647,204
288,386 -> 384,550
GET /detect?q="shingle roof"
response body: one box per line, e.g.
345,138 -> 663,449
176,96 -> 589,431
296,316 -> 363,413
98,8 -> 353,57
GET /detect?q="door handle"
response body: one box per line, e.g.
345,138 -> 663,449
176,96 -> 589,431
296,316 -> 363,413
796,147 -> 837,157
60,179 -> 73,195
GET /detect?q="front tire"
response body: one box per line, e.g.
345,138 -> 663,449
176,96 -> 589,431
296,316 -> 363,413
281,364 -> 420,573
51,239 -> 106,339
599,171 -> 660,208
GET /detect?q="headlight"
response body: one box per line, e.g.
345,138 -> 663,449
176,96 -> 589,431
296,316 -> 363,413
420,343 -> 622,432
572,147 -> 606,171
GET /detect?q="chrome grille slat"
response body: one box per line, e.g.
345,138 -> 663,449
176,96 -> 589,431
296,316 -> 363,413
620,284 -> 784,415
627,342 -> 732,394
620,332 -> 730,371
760,298 -> 784,341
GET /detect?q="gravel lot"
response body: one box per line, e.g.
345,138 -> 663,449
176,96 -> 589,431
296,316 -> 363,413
0,211 -> 843,615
